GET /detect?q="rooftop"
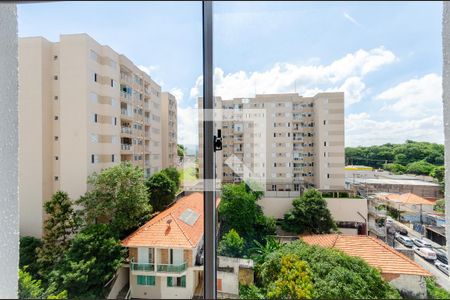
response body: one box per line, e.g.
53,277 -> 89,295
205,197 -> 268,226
301,234 -> 430,277
347,177 -> 440,187
121,192 -> 219,249
378,192 -> 436,205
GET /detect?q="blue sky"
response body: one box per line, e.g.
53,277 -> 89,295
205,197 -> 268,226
18,1 -> 444,147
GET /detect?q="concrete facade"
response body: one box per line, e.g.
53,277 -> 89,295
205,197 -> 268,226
19,34 -> 176,237
198,92 -> 345,192
161,92 -> 178,168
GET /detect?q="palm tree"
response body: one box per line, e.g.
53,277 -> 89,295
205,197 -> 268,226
250,237 -> 283,265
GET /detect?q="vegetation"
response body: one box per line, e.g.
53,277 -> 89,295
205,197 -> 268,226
161,167 -> 181,190
218,182 -> 276,252
266,254 -> 314,299
180,166 -> 198,183
19,267 -> 67,299
250,237 -> 283,266
20,236 -> 42,278
426,277 -> 450,299
177,144 -> 186,161
77,163 -> 151,238
259,241 -> 401,299
48,224 -> 125,299
434,199 -> 445,213
345,140 -> 444,181
218,229 -> 245,258
239,284 -> 265,299
146,172 -> 177,212
282,189 -> 337,234
37,191 -> 79,277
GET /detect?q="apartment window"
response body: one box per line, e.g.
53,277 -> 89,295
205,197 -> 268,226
324,141 -> 327,146
94,114 -> 98,123
167,276 -> 186,288
327,174 -> 330,179
55,156 -> 58,160
53,75 -> 58,80
137,275 -> 155,286
91,154 -> 95,164
114,117 -> 117,126
53,55 -> 58,60
112,154 -> 115,162
54,95 -> 58,100
323,120 -> 327,125
54,176 -> 58,181
54,116 -> 58,120
54,136 -> 58,141
90,134 -> 98,143
294,184 -> 300,191
324,152 -> 326,157
271,185 -> 277,191
110,79 -> 114,87
93,73 -> 98,82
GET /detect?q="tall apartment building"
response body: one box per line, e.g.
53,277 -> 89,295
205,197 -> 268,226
161,92 -> 178,168
198,92 -> 345,192
19,33 -> 176,237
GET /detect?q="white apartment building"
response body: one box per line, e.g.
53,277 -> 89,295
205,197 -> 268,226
19,33 -> 176,237
198,92 -> 345,192
161,92 -> 178,168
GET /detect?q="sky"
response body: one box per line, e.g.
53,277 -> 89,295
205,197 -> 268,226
18,1 -> 444,147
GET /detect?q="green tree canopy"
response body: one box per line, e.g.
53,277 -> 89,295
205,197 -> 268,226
49,224 -> 126,298
19,267 -> 67,299
260,241 -> 400,299
177,144 -> 185,160
146,172 -> 177,212
434,199 -> 445,213
77,163 -> 151,237
405,160 -> 436,176
266,254 -> 314,299
218,229 -> 245,258
282,189 -> 337,234
430,166 -> 445,183
37,191 -> 79,277
161,167 -> 181,190
218,183 -> 276,251
20,236 -> 42,278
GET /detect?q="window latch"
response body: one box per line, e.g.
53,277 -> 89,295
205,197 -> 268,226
214,129 -> 223,152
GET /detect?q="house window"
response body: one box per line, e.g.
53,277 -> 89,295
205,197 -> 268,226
137,275 -> 155,286
167,276 -> 186,288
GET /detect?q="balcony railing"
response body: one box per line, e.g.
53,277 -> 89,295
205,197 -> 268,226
121,127 -> 133,134
130,262 -> 187,274
121,144 -> 132,151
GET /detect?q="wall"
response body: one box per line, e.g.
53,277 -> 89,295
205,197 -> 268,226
0,4 -> 18,298
388,274 -> 427,299
106,266 -> 129,299
218,270 -> 239,296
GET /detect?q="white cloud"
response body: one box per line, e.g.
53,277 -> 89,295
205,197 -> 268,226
177,105 -> 198,146
169,87 -> 184,103
138,65 -> 159,75
190,47 -> 396,107
343,12 -> 362,27
376,73 -> 442,118
346,112 -> 443,147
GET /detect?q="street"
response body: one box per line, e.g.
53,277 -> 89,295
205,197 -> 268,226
389,219 -> 450,290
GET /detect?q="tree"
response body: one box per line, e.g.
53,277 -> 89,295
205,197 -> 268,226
405,160 -> 435,176
239,284 -> 265,299
49,224 -> 125,298
260,241 -> 400,299
383,163 -> 406,174
266,254 -> 313,299
146,172 -> 177,212
161,167 -> 181,190
250,237 -> 283,265
430,166 -> 445,183
20,236 -> 42,278
282,189 -> 337,234
218,183 -> 275,250
218,229 -> 245,257
19,267 -> 67,299
177,144 -> 185,162
37,191 -> 79,277
77,163 -> 151,238
426,277 -> 450,299
434,199 -> 445,213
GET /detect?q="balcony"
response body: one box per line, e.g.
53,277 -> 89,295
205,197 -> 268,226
130,262 -> 187,274
121,144 -> 132,151
121,127 -> 133,135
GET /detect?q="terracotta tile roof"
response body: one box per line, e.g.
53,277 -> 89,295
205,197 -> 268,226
301,234 -> 430,277
121,193 -> 219,249
383,193 -> 436,206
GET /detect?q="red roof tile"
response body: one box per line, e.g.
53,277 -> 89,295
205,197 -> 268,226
301,234 -> 430,277
121,193 -> 219,249
383,193 -> 436,205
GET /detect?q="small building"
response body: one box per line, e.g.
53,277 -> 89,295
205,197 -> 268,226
119,192 -> 253,299
301,234 -> 430,298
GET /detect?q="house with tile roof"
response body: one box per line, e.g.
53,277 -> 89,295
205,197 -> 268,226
120,192 -> 253,299
301,234 -> 430,298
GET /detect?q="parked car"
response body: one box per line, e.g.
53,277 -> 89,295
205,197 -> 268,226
415,247 -> 437,260
435,260 -> 449,276
396,235 -> 414,247
413,238 -> 433,248
435,249 -> 448,264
